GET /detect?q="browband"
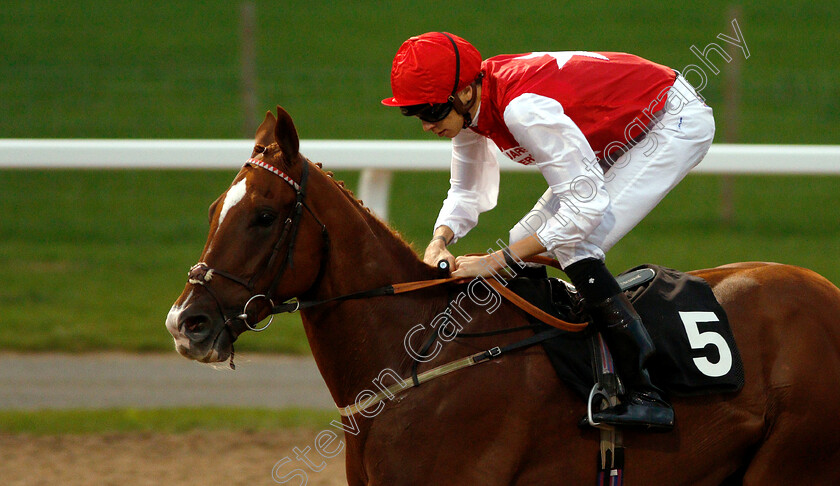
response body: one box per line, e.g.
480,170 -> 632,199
245,158 -> 301,191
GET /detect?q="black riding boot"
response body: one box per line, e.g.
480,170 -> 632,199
564,258 -> 674,431
587,292 -> 675,431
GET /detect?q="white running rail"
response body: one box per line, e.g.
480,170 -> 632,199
1,140 -> 838,219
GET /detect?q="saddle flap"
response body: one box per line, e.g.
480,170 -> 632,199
509,266 -> 745,399
624,265 -> 744,396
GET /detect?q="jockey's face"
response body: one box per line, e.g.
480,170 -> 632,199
419,85 -> 480,139
420,108 -> 466,139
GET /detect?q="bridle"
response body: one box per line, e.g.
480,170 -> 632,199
186,150 -> 328,337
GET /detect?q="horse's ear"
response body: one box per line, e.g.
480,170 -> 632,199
274,105 -> 300,158
255,111 -> 276,147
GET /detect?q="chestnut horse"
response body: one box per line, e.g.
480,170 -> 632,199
166,107 -> 840,485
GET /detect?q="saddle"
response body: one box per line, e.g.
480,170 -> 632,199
506,264 -> 745,399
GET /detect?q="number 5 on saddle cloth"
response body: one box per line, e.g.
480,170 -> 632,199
510,264 -> 745,401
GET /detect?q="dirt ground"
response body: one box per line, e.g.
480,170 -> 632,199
0,429 -> 347,485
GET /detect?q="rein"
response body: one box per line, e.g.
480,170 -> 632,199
186,154 -> 587,409
271,252 -> 587,332
270,277 -> 463,313
272,275 -> 588,333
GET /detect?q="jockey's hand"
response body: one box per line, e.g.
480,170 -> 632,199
452,254 -> 504,279
424,237 -> 455,270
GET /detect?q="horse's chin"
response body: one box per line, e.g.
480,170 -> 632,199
175,327 -> 237,364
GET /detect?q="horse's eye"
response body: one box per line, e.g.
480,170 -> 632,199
256,211 -> 277,227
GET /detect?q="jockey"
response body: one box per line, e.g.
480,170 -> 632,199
382,32 -> 715,431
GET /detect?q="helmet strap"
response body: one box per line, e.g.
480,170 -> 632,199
449,74 -> 484,129
438,32 -> 483,129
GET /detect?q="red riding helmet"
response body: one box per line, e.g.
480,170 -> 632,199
382,32 -> 482,107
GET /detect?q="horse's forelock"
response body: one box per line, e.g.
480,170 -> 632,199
249,143 -> 294,172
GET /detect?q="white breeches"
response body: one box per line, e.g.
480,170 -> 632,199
509,75 -> 715,268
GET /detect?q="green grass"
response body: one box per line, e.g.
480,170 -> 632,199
0,1 -> 837,142
0,169 -> 316,354
0,407 -> 337,435
0,169 -> 837,354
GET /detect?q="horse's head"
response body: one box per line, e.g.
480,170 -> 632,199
165,106 -> 328,364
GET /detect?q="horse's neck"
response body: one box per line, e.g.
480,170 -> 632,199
319,200 -> 430,297
309,179 -> 433,296
301,175 -> 443,406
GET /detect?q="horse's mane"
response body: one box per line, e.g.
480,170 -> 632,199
259,142 -> 424,264
312,161 -> 422,261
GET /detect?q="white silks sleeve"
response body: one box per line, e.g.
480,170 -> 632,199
503,93 -> 610,253
433,128 -> 500,243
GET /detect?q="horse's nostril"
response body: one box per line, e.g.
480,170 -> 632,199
180,313 -> 213,341
183,316 -> 205,332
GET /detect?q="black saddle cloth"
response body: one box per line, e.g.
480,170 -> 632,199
506,264 -> 745,399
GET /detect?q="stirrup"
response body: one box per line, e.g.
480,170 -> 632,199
586,383 -> 617,430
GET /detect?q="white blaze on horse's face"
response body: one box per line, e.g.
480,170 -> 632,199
207,177 -> 249,255
218,177 -> 248,228
165,290 -> 195,355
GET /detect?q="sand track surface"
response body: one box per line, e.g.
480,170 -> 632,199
0,430 -> 347,485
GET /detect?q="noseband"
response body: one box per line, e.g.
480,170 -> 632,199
186,155 -> 328,337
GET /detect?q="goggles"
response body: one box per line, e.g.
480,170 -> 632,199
400,102 -> 454,123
